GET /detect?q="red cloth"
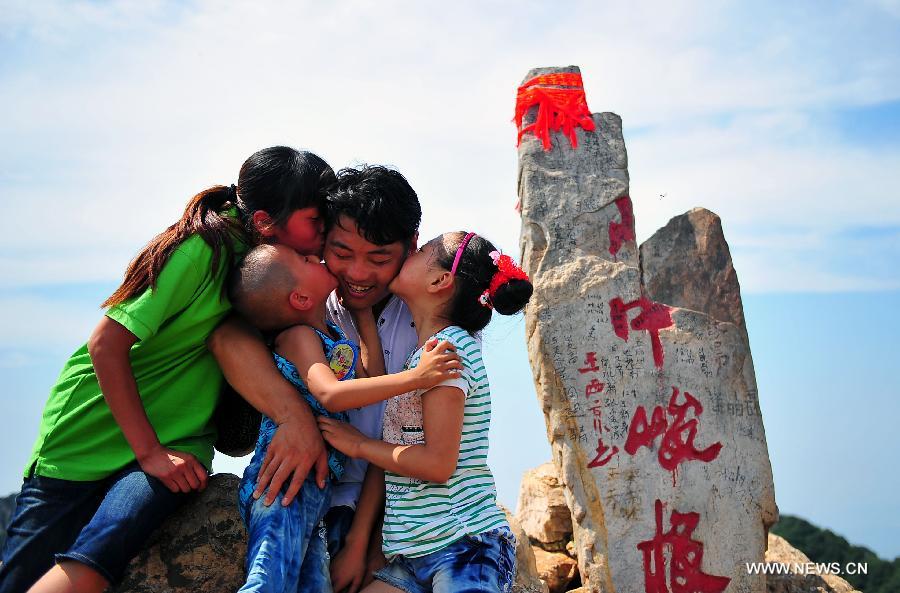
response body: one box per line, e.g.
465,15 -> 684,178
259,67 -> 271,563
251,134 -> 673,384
515,72 -> 596,150
487,254 -> 530,299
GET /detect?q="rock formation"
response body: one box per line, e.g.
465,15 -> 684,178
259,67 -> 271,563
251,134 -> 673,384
501,504 -> 551,593
517,65 -> 777,593
533,548 -> 579,593
765,534 -> 860,593
114,476 -> 544,592
640,208 -> 750,347
118,473 -> 246,593
517,462 -> 573,550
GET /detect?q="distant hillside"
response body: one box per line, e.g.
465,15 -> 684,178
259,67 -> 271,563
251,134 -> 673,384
772,514 -> 900,593
0,492 -> 17,551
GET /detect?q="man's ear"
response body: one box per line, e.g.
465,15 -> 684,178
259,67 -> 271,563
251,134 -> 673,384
407,231 -> 419,256
252,210 -> 276,237
288,290 -> 312,311
428,270 -> 453,294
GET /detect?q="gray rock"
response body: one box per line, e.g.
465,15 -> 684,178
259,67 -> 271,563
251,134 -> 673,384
640,207 -> 750,346
517,462 -> 572,548
765,534 -> 860,593
0,492 -> 17,553
502,504 -> 550,593
117,473 -> 246,593
518,65 -> 777,593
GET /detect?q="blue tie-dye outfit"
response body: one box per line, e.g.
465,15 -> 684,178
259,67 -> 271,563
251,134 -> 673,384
238,322 -> 357,593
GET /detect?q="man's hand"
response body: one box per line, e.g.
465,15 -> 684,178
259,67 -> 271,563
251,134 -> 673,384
138,446 -> 208,493
253,416 -> 329,506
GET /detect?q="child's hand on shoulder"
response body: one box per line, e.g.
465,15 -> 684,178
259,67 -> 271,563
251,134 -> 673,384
412,338 -> 462,388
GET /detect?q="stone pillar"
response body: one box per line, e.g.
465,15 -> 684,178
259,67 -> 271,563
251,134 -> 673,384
517,65 -> 777,593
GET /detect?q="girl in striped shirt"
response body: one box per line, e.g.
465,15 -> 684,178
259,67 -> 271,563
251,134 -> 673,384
319,231 -> 533,593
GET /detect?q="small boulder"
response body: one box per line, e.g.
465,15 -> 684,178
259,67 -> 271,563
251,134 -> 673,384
532,547 -> 578,593
117,473 -> 246,592
501,504 -> 549,593
765,533 -> 860,593
516,462 -> 572,548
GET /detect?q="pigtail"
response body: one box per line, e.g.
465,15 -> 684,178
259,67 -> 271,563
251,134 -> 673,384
436,232 -> 533,333
102,185 -> 245,308
491,278 -> 533,316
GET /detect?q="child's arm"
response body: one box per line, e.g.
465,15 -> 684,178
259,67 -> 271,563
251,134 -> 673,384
318,386 -> 465,483
89,317 -> 208,493
330,465 -> 386,592
274,326 -> 460,413
207,316 -> 330,504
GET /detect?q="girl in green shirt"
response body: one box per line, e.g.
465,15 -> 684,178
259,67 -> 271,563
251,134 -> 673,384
0,146 -> 335,593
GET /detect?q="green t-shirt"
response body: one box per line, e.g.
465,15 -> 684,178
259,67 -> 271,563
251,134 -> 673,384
26,233 -> 244,481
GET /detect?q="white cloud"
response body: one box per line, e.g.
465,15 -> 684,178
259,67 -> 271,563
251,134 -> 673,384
1,1 -> 899,292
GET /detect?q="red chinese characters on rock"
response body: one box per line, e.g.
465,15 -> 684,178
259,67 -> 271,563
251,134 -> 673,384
609,296 -> 674,368
588,403 -> 619,468
608,196 -> 636,256
638,499 -> 731,593
624,387 -> 723,476
578,352 -> 618,468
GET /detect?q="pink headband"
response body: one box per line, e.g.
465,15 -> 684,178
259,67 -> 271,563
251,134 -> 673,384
451,232 -> 476,276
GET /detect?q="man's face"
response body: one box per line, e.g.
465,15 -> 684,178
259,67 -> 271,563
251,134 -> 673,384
324,215 -> 411,310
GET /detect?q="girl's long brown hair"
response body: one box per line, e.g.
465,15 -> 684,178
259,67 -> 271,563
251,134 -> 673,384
102,147 -> 335,308
102,186 -> 244,307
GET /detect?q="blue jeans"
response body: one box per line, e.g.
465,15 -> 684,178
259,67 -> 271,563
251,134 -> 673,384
374,527 -> 517,593
238,467 -> 333,593
324,505 -> 355,559
0,463 -> 185,593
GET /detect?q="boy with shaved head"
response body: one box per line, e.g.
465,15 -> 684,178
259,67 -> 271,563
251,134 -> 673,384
227,242 -> 457,593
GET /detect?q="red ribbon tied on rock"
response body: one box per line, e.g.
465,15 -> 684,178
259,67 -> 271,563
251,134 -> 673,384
480,250 -> 530,308
514,72 -> 596,150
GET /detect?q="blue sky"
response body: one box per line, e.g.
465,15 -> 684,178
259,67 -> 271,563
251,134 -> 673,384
1,0 -> 898,558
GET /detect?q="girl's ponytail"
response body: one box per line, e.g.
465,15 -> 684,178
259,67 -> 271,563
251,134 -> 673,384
103,146 -> 334,309
436,232 -> 533,334
102,185 -> 244,307
491,277 -> 533,316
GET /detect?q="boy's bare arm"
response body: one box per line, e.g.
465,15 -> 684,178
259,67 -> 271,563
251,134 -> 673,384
207,315 -> 328,505
276,326 -> 460,413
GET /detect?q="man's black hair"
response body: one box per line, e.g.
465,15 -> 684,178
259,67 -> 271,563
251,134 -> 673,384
325,165 -> 422,247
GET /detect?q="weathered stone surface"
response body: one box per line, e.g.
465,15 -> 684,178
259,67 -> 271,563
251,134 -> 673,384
764,534 -> 860,593
518,65 -> 777,593
641,207 -> 750,346
117,473 -> 246,593
502,504 -> 550,593
533,547 -> 579,593
517,462 -> 573,547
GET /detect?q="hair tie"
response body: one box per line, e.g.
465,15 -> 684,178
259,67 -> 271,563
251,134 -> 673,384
451,232 -> 476,276
479,250 -> 530,308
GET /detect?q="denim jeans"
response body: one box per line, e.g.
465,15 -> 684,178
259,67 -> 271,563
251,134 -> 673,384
374,527 -> 516,593
0,463 -> 184,593
324,505 -> 355,559
238,462 -> 333,593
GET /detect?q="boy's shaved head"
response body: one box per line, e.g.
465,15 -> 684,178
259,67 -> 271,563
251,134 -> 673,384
229,244 -> 300,331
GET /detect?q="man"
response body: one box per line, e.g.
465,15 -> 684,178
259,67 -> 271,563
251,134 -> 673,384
208,165 -> 423,591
